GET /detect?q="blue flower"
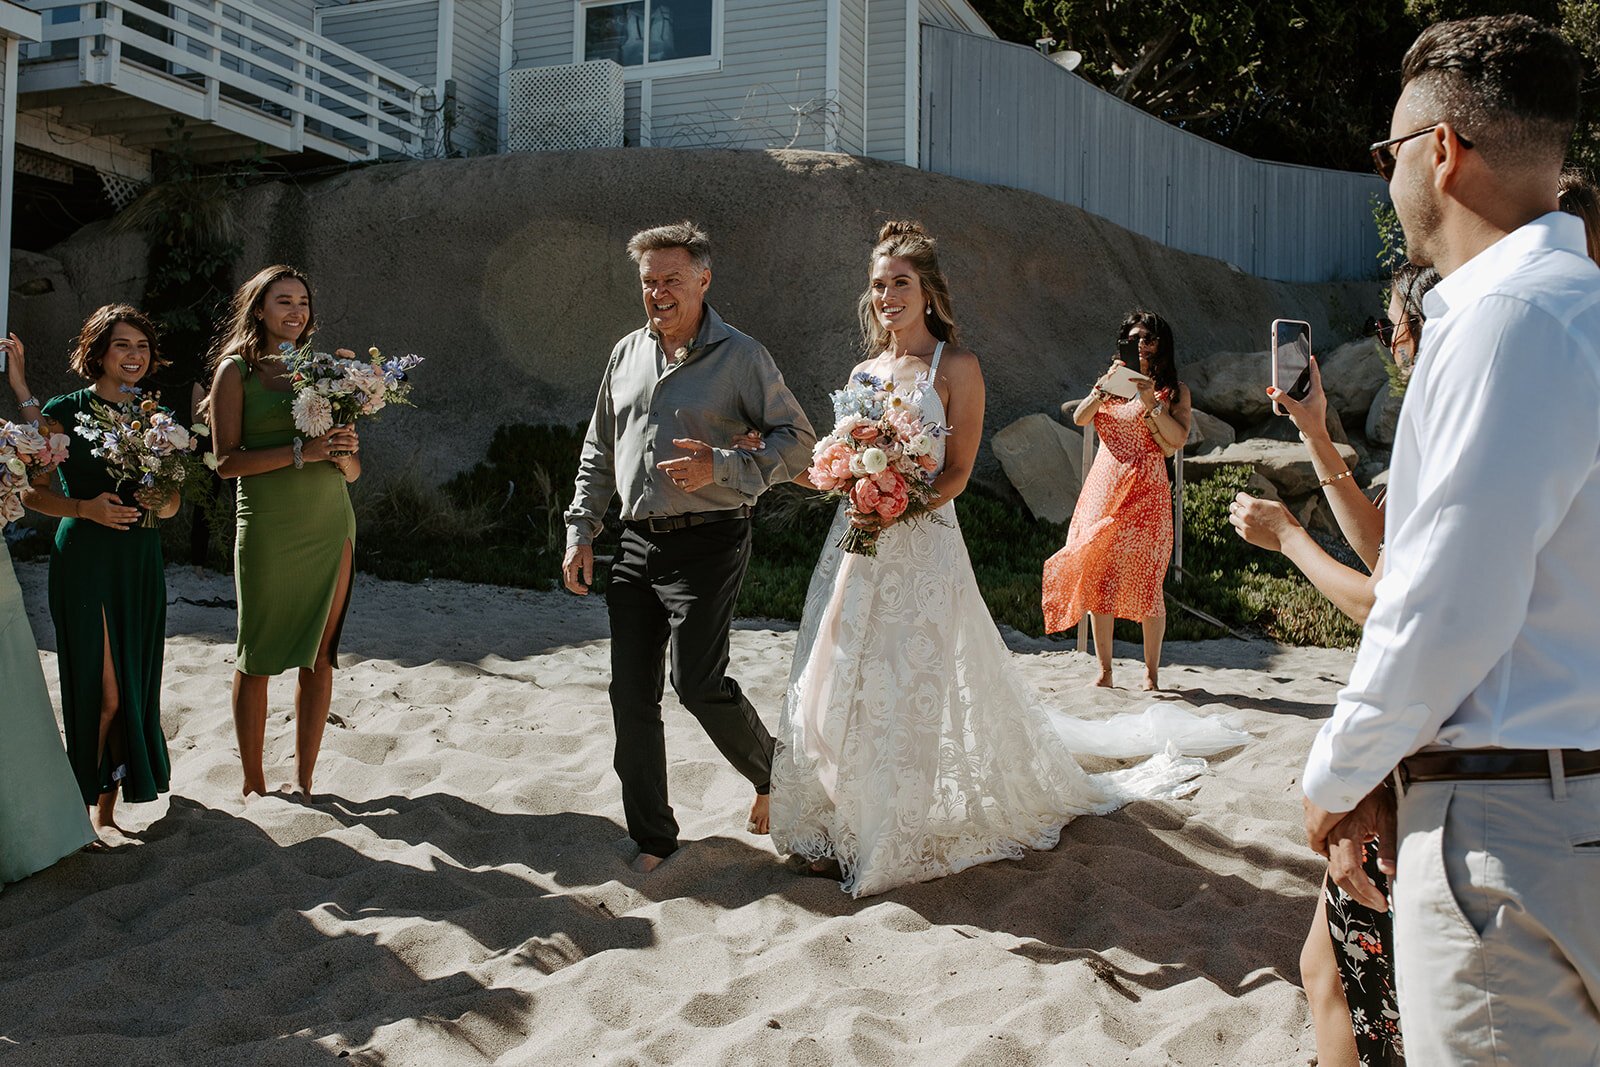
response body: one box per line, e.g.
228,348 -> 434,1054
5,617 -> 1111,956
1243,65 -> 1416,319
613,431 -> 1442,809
279,341 -> 295,353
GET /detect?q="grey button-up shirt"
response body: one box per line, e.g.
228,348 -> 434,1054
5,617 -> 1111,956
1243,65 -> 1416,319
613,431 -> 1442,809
564,305 -> 817,549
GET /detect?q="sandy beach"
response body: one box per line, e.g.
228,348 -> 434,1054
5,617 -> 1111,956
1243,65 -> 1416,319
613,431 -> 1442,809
2,560 -> 1354,1066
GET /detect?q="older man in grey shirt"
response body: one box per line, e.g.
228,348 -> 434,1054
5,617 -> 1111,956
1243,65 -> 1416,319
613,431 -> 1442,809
563,221 -> 815,871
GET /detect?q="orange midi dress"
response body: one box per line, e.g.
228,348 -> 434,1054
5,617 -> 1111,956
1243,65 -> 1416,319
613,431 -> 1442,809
1042,393 -> 1173,632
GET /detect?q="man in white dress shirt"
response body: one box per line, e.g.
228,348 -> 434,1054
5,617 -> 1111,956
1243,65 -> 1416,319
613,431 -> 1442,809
1299,15 -> 1600,1063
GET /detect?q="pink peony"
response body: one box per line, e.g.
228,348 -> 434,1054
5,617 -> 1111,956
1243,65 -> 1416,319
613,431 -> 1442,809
850,424 -> 881,442
916,452 -> 939,472
850,477 -> 881,513
808,439 -> 855,490
884,408 -> 920,441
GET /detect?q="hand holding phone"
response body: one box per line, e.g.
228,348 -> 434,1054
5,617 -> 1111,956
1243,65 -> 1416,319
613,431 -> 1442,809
1270,319 -> 1313,416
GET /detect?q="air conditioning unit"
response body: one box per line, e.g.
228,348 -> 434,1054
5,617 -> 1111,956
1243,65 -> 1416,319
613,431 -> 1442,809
507,61 -> 626,152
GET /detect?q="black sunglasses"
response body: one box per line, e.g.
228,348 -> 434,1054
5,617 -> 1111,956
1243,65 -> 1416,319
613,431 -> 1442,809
1364,314 -> 1422,350
1368,123 -> 1474,182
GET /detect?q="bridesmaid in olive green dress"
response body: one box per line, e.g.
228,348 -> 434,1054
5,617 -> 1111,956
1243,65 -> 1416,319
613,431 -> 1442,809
207,266 -> 360,797
21,307 -> 180,838
1,338 -> 97,883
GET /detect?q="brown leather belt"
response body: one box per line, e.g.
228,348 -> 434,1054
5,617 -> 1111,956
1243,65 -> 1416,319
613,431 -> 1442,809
627,505 -> 752,535
1398,748 -> 1600,788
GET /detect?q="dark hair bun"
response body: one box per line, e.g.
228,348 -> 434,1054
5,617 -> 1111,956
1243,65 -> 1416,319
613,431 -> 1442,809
876,219 -> 931,244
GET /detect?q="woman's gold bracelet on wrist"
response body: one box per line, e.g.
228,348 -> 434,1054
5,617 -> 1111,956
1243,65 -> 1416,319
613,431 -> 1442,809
1318,469 -> 1353,488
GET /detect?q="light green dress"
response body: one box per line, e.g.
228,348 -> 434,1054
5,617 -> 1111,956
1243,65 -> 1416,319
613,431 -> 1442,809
0,539 -> 97,888
230,355 -> 356,675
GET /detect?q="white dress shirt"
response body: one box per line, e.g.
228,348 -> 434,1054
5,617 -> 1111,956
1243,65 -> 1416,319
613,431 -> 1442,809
1304,213 -> 1600,812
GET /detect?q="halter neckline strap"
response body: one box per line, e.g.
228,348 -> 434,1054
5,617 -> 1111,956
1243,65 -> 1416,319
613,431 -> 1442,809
928,341 -> 945,384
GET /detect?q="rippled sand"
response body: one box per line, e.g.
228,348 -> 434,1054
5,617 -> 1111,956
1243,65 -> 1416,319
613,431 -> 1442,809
4,561 -> 1354,1066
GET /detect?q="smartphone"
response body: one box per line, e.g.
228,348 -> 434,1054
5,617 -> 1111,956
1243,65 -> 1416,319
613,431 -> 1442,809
1116,336 -> 1140,364
1270,319 -> 1313,416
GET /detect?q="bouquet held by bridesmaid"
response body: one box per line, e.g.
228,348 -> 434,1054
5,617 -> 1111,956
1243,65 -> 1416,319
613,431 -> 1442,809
281,343 -> 422,451
72,388 -> 207,527
0,420 -> 71,523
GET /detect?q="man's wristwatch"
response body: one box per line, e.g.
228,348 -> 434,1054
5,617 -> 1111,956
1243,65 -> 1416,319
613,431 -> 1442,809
18,395 -> 41,411
292,436 -> 305,469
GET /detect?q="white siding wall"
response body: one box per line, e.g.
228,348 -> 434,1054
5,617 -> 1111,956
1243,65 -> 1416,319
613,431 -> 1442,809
625,79 -> 641,145
649,0 -> 828,150
450,0 -> 505,153
510,0 -> 571,69
835,0 -> 865,154
509,0 -> 830,151
319,1 -> 442,87
253,0 -> 315,30
863,0 -> 903,161
916,0 -> 963,31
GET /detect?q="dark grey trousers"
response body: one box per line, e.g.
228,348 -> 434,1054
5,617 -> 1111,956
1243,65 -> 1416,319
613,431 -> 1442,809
605,518 -> 774,858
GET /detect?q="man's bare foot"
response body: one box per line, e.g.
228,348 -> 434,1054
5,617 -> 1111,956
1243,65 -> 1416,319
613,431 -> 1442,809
1092,670 -> 1114,688
746,793 -> 770,835
631,852 -> 666,874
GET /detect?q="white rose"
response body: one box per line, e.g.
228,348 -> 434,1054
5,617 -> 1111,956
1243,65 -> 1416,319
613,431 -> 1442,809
906,433 -> 933,456
861,447 -> 888,475
848,453 -> 867,477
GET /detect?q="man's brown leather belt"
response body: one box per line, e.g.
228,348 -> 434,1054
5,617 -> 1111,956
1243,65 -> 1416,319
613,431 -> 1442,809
1398,748 -> 1600,787
628,505 -> 752,534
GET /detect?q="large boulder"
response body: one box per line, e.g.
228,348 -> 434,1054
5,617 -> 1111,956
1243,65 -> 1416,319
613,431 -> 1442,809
1185,408 -> 1235,455
991,414 -> 1085,524
1184,439 -> 1360,498
1183,350 -> 1273,424
1317,337 -> 1389,423
1366,384 -> 1405,446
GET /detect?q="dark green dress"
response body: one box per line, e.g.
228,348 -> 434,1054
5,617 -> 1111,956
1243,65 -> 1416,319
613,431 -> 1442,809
230,356 -> 356,675
42,389 -> 170,805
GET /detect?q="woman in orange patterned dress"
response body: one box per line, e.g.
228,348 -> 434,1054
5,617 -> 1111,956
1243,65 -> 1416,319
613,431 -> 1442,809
1042,312 -> 1191,690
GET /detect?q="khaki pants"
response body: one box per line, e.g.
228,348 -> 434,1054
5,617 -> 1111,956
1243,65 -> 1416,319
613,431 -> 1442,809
1393,769 -> 1600,1065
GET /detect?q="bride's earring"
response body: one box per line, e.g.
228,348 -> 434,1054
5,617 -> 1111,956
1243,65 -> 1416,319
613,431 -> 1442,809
924,305 -> 931,316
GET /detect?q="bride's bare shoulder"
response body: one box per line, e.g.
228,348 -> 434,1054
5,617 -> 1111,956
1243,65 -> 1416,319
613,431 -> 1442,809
937,347 -> 983,378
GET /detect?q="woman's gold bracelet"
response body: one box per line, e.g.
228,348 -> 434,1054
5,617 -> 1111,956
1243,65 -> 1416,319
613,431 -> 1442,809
1318,469 -> 1353,488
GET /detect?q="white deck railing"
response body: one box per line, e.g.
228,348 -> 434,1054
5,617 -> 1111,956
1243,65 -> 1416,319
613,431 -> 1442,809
19,0 -> 434,160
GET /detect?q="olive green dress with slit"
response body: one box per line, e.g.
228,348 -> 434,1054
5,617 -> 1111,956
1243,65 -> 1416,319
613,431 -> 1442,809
42,389 -> 170,805
229,356 -> 356,675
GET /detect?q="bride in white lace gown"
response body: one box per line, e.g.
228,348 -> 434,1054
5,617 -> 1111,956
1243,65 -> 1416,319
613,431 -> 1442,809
759,221 -> 1245,897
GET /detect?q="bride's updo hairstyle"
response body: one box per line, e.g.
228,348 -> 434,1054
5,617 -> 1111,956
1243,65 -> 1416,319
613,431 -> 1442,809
857,220 -> 961,355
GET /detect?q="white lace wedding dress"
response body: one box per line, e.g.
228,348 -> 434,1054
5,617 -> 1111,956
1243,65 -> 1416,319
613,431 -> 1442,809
770,344 -> 1248,897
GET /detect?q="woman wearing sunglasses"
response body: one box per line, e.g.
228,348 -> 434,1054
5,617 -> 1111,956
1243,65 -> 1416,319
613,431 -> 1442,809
1227,262 -> 1438,1067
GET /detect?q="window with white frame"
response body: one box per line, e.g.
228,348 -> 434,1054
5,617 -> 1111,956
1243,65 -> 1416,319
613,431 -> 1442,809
580,0 -> 715,71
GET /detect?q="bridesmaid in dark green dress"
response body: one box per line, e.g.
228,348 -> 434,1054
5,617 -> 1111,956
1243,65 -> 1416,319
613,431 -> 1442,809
22,306 -> 180,838
206,266 -> 360,797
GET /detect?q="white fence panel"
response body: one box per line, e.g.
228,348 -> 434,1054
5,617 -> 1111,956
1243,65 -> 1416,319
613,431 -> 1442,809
920,27 -> 1386,283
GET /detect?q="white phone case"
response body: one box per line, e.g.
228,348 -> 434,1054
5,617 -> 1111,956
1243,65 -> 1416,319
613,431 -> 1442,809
1100,363 -> 1150,400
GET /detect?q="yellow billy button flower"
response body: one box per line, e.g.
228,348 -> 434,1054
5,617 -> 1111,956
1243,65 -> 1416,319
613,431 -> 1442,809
369,347 -> 381,359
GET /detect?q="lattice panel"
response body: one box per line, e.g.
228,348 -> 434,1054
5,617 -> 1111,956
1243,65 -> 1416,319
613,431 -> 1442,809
99,171 -> 147,211
507,61 -> 626,153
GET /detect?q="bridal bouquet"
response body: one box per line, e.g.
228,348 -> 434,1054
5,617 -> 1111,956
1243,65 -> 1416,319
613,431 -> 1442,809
280,342 -> 423,449
0,419 -> 71,524
73,388 -> 209,528
809,371 -> 946,556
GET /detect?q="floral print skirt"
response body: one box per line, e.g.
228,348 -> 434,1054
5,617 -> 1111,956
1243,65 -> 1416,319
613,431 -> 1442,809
1325,842 -> 1405,1065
